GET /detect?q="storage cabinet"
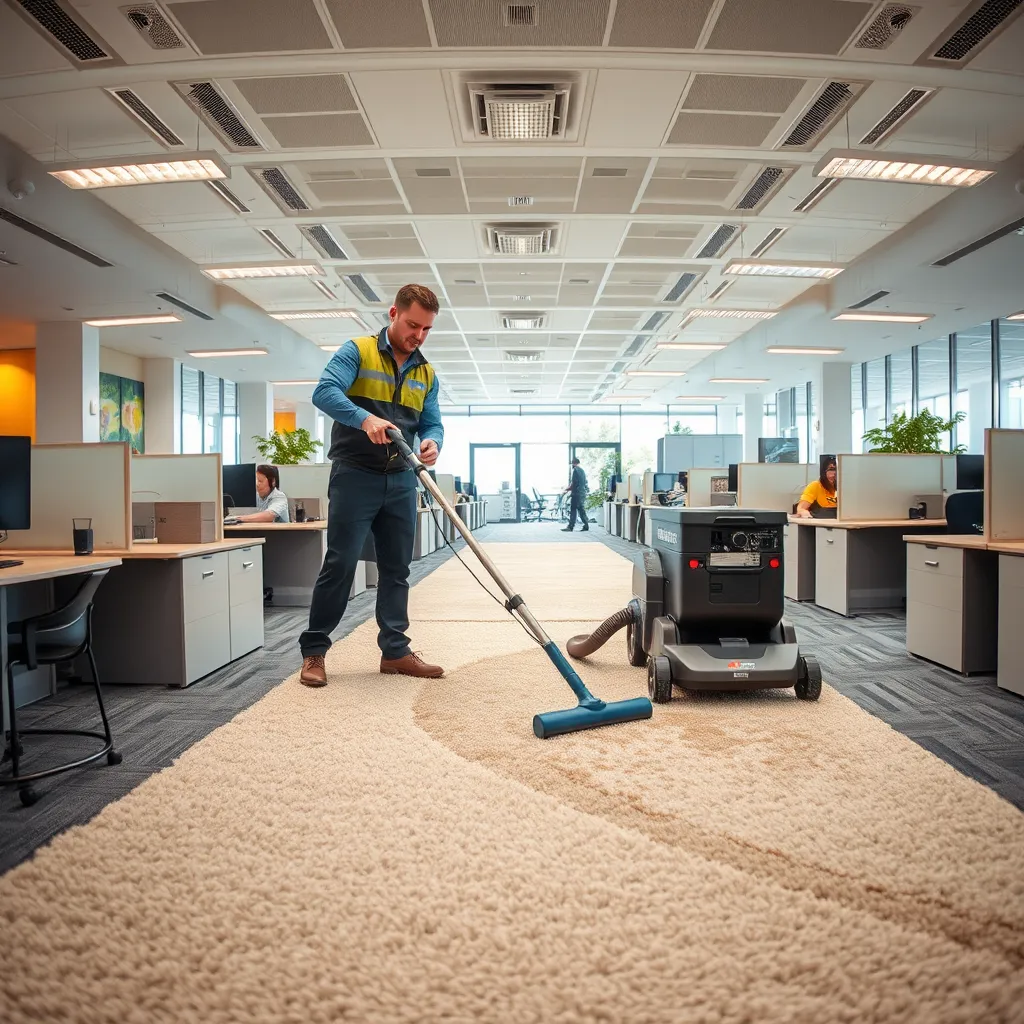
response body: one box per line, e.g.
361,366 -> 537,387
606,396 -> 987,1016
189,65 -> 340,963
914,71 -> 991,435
814,528 -> 848,615
998,554 -> 1024,695
229,546 -> 264,662
783,523 -> 815,602
659,434 -> 742,473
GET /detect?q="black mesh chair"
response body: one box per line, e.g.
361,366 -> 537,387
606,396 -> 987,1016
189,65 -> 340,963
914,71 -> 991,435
2,569 -> 121,807
519,493 -> 544,522
945,491 -> 984,535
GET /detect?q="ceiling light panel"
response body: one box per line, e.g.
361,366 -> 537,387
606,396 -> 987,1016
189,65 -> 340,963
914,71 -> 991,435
201,260 -> 324,280
484,91 -> 559,139
767,346 -> 845,355
709,377 -> 769,384
656,342 -> 727,351
1007,312 -> 1024,321
270,310 -> 366,321
724,259 -> 843,279
683,309 -> 776,321
187,349 -> 268,357
832,312 -> 934,323
626,370 -> 685,377
674,396 -> 725,401
85,315 -> 183,327
48,153 -> 228,189
814,150 -> 997,187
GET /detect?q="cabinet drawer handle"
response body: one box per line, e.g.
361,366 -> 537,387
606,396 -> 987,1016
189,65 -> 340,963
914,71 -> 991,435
925,560 -> 939,567
826,538 -> 834,544
242,561 -> 253,569
202,570 -> 215,579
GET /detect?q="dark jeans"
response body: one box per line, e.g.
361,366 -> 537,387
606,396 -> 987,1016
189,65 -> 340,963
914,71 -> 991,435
299,464 -> 417,659
567,494 -> 588,529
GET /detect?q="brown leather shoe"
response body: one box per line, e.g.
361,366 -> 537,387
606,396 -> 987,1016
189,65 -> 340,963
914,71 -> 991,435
380,652 -> 444,678
299,655 -> 327,687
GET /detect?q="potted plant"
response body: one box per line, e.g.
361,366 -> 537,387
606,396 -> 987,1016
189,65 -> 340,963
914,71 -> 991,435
861,409 -> 966,454
251,427 -> 323,465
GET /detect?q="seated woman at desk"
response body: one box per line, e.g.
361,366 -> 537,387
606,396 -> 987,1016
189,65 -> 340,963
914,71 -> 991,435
232,465 -> 290,523
795,459 -> 837,518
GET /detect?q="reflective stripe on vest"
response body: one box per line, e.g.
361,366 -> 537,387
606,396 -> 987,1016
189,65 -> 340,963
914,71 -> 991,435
346,336 -> 434,413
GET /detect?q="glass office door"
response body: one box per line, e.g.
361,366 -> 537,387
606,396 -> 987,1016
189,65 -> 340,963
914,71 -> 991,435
570,443 -> 620,496
470,443 -> 521,523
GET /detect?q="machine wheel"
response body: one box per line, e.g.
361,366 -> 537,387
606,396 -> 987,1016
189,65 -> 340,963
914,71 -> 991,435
626,604 -> 648,667
796,655 -> 822,701
647,656 -> 673,704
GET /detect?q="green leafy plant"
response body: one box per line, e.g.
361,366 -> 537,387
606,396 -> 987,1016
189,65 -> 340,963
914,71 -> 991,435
671,422 -> 694,435
861,410 -> 966,454
251,428 -> 323,465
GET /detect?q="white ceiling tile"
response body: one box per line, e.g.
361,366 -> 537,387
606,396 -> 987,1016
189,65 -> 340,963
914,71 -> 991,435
0,4 -> 73,76
349,70 -> 456,148
586,70 -> 688,149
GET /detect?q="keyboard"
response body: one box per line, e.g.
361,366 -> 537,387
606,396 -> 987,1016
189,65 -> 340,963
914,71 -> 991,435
223,517 -> 241,525
0,558 -> 25,570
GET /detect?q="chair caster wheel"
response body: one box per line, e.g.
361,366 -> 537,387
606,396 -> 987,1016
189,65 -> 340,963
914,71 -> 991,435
19,785 -> 39,807
107,750 -> 123,766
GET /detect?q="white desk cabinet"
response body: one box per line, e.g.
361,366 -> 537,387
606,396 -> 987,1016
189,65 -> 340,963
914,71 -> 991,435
229,546 -> 265,662
784,523 -> 815,602
998,554 -> 1024,696
905,544 -> 998,674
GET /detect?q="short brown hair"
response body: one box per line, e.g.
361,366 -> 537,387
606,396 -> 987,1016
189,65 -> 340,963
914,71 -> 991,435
394,284 -> 439,314
256,464 -> 280,491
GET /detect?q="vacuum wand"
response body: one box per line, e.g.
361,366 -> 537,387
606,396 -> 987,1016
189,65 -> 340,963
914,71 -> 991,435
385,429 -> 653,738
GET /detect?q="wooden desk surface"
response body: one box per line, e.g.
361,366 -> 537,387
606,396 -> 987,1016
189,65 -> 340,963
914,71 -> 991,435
0,554 -> 123,586
4,538 -> 266,561
788,516 -> 946,530
987,541 -> 1024,556
225,522 -> 327,532
903,534 -> 990,550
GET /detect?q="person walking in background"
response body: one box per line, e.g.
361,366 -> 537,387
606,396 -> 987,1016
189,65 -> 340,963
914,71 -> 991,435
561,457 -> 589,532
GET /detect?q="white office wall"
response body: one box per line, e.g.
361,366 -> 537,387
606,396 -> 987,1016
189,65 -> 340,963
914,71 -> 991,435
100,347 -> 143,380
818,361 -> 853,455
294,401 -> 319,462
238,381 -> 273,464
742,393 -> 762,462
143,357 -> 181,454
35,322 -> 100,443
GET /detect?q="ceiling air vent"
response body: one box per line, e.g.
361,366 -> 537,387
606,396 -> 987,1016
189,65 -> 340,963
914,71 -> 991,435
301,225 -> 348,260
664,273 -> 700,303
695,224 -> 740,259
854,5 -> 918,49
502,313 -> 545,329
15,0 -> 111,62
207,179 -> 250,214
178,81 -> 263,150
107,89 -> 184,147
503,3 -> 537,26
848,290 -> 891,309
345,274 -> 380,303
705,281 -> 733,302
780,82 -> 860,149
641,312 -> 669,332
253,167 -> 310,211
932,216 -> 1024,267
414,167 -> 451,177
592,167 -> 628,177
154,292 -> 214,321
793,178 -> 839,213
929,0 -> 1024,64
510,388 -> 538,395
122,4 -> 185,49
623,335 -> 649,358
312,280 -> 337,301
749,228 -> 787,258
258,228 -> 294,258
504,350 -> 542,362
0,207 -> 112,267
487,224 -> 555,255
859,89 -> 933,146
470,83 -> 570,140
734,167 -> 789,210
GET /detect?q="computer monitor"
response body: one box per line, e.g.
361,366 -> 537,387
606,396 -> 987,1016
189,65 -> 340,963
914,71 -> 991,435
454,475 -> 462,493
956,454 -> 984,490
222,463 -> 258,508
677,471 -> 688,490
0,435 -> 32,532
607,474 -> 619,496
727,463 -> 738,493
758,437 -> 799,463
653,472 -> 675,492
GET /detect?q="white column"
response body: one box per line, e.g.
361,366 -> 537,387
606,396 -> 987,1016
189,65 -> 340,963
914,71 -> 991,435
238,382 -> 273,464
34,322 -> 100,443
293,401 -> 319,462
716,403 -> 738,433
968,381 -> 992,454
817,361 -> 854,456
142,357 -> 181,454
742,393 -> 762,462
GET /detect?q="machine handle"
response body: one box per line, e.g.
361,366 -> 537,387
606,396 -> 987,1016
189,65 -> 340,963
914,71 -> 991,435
924,560 -> 939,567
713,516 -> 757,525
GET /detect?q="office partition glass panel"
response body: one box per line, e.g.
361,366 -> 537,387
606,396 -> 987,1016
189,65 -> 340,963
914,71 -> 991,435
222,380 -> 238,465
851,364 -> 864,451
521,444 -> 571,505
181,364 -> 201,454
998,319 -> 1024,429
888,348 -> 913,419
915,336 -> 950,450
792,385 -> 808,463
435,411 -> 471,480
203,373 -> 221,454
955,325 -> 993,453
863,358 -> 885,448
621,413 -> 669,477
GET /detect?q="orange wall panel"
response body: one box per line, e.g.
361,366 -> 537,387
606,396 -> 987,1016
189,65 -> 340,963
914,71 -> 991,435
274,411 -> 296,433
0,348 -> 36,441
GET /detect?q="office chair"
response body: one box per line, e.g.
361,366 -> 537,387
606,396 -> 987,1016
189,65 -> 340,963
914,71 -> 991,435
531,488 -> 551,519
519,493 -> 544,522
1,570 -> 121,808
944,491 -> 984,535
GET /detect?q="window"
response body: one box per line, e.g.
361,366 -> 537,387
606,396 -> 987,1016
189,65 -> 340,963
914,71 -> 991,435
179,365 -> 240,459
762,397 -> 777,439
955,325 -> 993,454
888,349 -> 912,420
851,364 -> 864,450
222,381 -> 239,465
668,406 -> 718,435
181,365 -> 201,454
620,412 -> 668,477
204,373 -> 221,454
792,385 -> 807,463
864,359 -> 885,450
915,336 -> 950,449
998,318 -> 1024,430
807,381 -> 817,463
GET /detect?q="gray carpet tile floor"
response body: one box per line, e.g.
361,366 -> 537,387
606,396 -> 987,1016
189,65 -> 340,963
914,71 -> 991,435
3,518 -> 1023,875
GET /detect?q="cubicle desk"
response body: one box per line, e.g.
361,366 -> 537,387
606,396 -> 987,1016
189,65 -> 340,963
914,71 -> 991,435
990,542 -> 1024,698
222,522 -> 362,606
903,535 -> 998,675
788,518 -> 946,617
82,539 -> 267,688
1,556 -> 123,713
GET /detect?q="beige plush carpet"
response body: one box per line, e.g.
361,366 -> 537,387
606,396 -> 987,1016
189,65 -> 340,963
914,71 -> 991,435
1,543 -> 1023,1023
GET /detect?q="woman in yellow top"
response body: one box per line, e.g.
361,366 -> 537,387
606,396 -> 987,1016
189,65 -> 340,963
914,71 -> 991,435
796,460 -> 837,517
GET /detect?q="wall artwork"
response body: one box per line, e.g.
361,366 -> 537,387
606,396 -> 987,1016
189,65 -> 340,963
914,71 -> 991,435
99,372 -> 145,453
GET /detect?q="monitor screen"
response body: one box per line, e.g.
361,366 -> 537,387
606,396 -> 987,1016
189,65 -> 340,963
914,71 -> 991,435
727,463 -> 738,492
222,463 -> 258,508
0,435 -> 31,532
454,476 -> 462,493
652,473 -> 675,492
677,471 -> 688,490
956,454 -> 984,490
758,437 -> 799,464
607,474 -> 619,495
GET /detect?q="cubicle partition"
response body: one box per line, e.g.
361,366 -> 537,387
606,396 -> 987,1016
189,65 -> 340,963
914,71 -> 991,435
837,454 -> 944,520
275,464 -> 332,510
8,442 -> 131,551
131,453 -> 224,544
686,468 -> 729,508
985,429 -> 1024,542
737,463 -> 816,512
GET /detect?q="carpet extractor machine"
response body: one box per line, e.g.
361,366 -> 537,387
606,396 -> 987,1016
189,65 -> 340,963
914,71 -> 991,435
567,508 -> 822,704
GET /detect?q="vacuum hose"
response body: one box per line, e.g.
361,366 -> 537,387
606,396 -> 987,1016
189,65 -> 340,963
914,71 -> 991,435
567,600 -> 638,658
